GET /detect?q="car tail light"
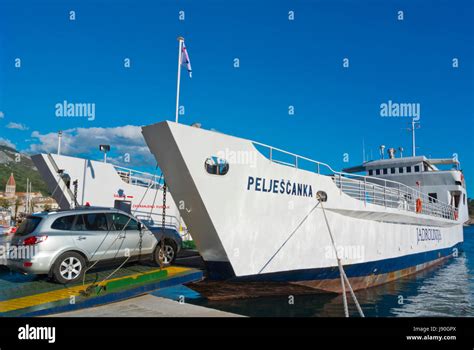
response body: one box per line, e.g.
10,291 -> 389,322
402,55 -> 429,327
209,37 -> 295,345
23,262 -> 33,267
23,235 -> 48,246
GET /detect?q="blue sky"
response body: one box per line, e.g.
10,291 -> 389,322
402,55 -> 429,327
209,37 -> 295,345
0,0 -> 473,189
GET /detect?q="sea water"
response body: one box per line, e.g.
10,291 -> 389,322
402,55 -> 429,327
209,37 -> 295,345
191,226 -> 474,317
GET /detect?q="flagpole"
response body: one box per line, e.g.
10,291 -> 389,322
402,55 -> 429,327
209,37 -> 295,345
175,36 -> 184,123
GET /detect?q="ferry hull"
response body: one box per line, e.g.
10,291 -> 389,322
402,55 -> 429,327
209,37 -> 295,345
205,243 -> 461,292
142,121 -> 464,292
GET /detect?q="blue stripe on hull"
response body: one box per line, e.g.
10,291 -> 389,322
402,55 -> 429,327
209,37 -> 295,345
205,243 -> 463,282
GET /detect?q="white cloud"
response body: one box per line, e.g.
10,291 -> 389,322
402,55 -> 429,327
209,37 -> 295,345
6,122 -> 29,131
0,111 -> 4,119
28,125 -> 156,166
0,137 -> 16,149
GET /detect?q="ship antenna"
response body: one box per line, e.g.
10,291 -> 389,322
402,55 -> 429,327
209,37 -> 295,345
379,145 -> 385,159
362,138 -> 366,163
409,117 -> 420,157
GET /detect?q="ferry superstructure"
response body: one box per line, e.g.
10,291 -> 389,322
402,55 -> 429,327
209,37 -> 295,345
32,153 -> 187,235
141,121 -> 468,292
343,152 -> 467,217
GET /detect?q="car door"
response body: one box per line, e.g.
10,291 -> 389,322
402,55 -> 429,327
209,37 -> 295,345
107,213 -> 155,259
72,213 -> 119,261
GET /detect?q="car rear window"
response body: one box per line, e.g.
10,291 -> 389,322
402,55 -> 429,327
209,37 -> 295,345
51,215 -> 76,230
16,216 -> 42,236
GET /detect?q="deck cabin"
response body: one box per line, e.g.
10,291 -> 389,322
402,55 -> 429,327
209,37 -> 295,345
343,152 -> 469,223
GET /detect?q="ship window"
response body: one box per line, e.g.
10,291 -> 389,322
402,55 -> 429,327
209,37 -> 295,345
368,170 -> 373,176
375,169 -> 380,175
399,167 -> 404,174
414,165 -> 420,172
205,156 -> 229,176
463,194 -> 466,205
383,168 -> 388,175
428,193 -> 438,203
390,168 -> 396,174
451,193 -> 461,209
406,166 -> 412,173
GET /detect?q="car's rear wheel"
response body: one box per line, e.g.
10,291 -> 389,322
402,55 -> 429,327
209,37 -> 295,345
153,240 -> 177,266
52,252 -> 86,284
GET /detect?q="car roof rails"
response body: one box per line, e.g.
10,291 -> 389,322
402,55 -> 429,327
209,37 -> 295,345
73,206 -> 118,211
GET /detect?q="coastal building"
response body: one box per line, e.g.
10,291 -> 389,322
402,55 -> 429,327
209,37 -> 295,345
0,173 -> 59,214
4,173 -> 16,197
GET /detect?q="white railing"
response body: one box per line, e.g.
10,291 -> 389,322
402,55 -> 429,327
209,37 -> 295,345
135,213 -> 181,231
114,166 -> 163,190
252,141 -> 457,221
332,174 -> 455,220
135,212 -> 190,240
114,166 -> 190,237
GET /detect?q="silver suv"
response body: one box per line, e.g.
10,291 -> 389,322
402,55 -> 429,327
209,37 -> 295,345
7,207 -> 181,284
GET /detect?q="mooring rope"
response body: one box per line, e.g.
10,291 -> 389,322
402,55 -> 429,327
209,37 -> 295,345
317,193 -> 365,317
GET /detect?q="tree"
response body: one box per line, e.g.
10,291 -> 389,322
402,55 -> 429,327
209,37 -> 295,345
0,198 -> 11,209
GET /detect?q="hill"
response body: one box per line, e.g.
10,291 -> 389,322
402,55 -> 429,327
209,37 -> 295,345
0,144 -> 49,195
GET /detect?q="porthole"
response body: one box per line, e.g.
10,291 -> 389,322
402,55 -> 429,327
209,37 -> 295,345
204,156 -> 229,175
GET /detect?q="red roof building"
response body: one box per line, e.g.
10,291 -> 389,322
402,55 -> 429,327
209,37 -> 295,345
5,173 -> 16,196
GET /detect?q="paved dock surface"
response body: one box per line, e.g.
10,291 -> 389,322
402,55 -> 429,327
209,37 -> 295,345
48,294 -> 242,317
0,263 -> 203,316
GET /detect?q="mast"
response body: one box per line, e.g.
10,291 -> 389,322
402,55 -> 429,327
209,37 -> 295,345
57,130 -> 62,155
175,37 -> 184,123
410,117 -> 420,157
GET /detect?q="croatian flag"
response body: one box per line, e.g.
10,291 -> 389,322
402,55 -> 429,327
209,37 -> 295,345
181,42 -> 192,78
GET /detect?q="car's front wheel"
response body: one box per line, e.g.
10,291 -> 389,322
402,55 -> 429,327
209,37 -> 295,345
52,251 -> 86,284
153,240 -> 177,266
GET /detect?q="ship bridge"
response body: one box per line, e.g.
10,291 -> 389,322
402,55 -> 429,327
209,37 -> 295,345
342,153 -> 468,223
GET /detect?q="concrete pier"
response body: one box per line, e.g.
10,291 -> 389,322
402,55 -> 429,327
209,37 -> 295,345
48,294 -> 242,317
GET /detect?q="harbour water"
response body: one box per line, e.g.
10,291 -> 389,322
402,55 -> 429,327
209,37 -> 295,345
190,226 -> 474,317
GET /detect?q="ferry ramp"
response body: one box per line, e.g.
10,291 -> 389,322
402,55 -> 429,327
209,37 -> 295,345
0,262 -> 202,316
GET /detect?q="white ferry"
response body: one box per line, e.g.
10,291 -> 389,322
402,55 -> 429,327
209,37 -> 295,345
141,121 -> 468,292
32,153 -> 187,236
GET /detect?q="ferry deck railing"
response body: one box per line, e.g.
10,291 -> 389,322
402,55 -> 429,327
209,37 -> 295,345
252,141 -> 457,221
114,166 -> 164,190
135,213 -> 181,231
114,166 -> 190,238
